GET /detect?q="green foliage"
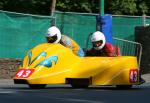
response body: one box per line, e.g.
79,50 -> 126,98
108,0 -> 137,15
139,2 -> 148,14
0,0 -> 149,15
0,0 -> 51,15
56,0 -> 98,13
106,0 -> 149,15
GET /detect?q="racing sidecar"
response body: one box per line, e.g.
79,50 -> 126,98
13,43 -> 143,89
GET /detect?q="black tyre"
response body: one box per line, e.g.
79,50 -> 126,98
28,84 -> 46,89
71,83 -> 89,88
116,85 -> 132,89
69,79 -> 90,88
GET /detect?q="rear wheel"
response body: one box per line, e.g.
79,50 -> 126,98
116,85 -> 132,89
28,84 -> 46,89
71,83 -> 89,88
66,78 -> 90,88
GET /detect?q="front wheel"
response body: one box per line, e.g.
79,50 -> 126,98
28,84 -> 46,89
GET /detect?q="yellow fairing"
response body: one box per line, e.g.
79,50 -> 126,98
13,43 -> 140,86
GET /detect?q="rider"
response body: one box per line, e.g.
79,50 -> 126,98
45,26 -> 85,57
86,31 -> 119,57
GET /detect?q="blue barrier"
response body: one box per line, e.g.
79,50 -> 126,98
96,14 -> 113,44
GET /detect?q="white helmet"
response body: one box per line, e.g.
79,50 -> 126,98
91,31 -> 106,50
46,26 -> 61,43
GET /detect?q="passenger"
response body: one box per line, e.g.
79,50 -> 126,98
86,31 -> 120,57
86,31 -> 145,84
46,26 -> 85,57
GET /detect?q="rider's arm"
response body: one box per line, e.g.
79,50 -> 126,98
105,43 -> 117,57
61,35 -> 85,57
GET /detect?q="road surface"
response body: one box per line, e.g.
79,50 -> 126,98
0,81 -> 149,103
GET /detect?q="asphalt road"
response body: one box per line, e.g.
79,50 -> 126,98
0,83 -> 150,103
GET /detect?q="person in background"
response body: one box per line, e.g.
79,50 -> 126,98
46,26 -> 85,57
86,31 -> 120,57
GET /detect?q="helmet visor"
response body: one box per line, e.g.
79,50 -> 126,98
92,40 -> 103,48
46,35 -> 58,43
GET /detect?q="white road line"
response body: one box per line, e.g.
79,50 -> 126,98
53,97 -> 104,103
0,89 -> 16,94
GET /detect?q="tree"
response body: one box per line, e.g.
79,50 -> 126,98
106,0 -> 137,15
139,1 -> 148,15
0,0 -> 150,16
56,0 -> 99,13
0,0 -> 51,15
51,0 -> 56,16
106,0 -> 149,15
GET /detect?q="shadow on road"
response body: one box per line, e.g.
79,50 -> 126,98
0,84 -> 148,91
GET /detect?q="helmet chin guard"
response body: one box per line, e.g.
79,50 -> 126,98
94,45 -> 103,50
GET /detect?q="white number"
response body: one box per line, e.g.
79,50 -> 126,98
16,70 -> 24,77
130,70 -> 138,82
133,71 -> 137,82
22,70 -> 31,77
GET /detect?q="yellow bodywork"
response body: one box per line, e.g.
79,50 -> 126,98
13,43 -> 140,86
